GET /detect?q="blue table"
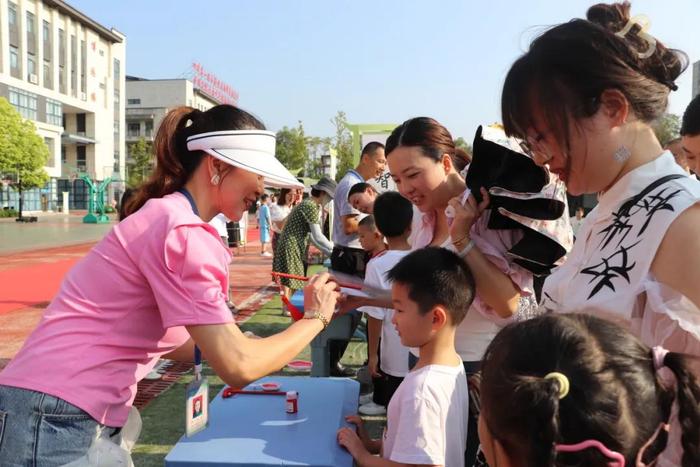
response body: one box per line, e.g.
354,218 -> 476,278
290,291 -> 360,377
165,376 -> 359,466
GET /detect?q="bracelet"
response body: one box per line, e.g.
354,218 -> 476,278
449,239 -> 475,258
304,311 -> 329,330
451,234 -> 469,246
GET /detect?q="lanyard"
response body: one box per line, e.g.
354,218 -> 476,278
178,188 -> 204,379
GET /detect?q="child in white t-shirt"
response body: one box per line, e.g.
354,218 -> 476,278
358,192 -> 412,416
338,246 -> 473,467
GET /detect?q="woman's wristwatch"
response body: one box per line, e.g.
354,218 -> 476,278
304,311 -> 329,329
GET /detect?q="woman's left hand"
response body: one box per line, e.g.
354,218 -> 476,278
448,187 -> 490,242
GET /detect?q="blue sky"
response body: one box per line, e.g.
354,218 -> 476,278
74,0 -> 700,141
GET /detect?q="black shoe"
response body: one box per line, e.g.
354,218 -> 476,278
330,362 -> 356,377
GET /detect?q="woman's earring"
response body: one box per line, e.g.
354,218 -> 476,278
613,145 -> 631,163
210,173 -> 221,185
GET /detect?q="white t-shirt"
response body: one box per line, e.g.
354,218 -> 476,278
383,363 -> 469,467
360,250 -> 411,377
332,169 -> 364,248
269,204 -> 291,234
208,213 -> 230,238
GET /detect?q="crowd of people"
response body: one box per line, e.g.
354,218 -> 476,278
1,2 -> 700,467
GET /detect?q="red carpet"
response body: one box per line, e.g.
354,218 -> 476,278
0,226 -> 262,315
0,258 -> 80,314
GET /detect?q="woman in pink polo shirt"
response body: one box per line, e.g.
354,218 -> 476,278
0,105 -> 339,466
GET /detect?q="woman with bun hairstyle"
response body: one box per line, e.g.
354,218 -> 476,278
501,4 -> 700,464
0,105 -> 339,465
502,2 -> 700,358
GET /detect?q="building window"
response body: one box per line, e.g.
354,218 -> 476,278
8,3 -> 17,26
145,120 -> 153,137
76,113 -> 86,134
10,46 -> 19,70
58,29 -> 66,93
44,137 -> 55,168
43,60 -> 52,89
61,145 -> 67,164
113,58 -> 120,82
43,20 -> 50,42
127,123 -> 140,137
80,40 -> 86,93
70,35 -> 77,96
27,54 -> 36,79
46,99 -> 62,126
127,98 -> 140,105
77,145 -> 86,171
113,152 -> 120,173
8,87 -> 38,120
26,12 -> 34,34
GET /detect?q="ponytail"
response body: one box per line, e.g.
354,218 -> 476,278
528,377 -> 561,466
121,104 -> 266,219
663,353 -> 700,467
122,106 -> 202,218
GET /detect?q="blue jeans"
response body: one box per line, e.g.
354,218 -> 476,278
0,385 -> 113,466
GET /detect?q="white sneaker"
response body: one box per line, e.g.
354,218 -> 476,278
261,251 -> 272,257
359,393 -> 374,405
358,401 -> 386,416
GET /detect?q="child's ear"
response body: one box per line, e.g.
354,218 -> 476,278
431,306 -> 448,329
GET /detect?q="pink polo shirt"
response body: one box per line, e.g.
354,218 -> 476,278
0,192 -> 234,426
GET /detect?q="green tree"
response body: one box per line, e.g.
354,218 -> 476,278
306,135 -> 330,179
276,122 -> 308,174
330,111 -> 354,181
653,113 -> 681,147
454,136 -> 472,155
126,137 -> 154,188
0,97 -> 49,218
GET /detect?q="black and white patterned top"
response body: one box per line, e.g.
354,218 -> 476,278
541,152 -> 700,356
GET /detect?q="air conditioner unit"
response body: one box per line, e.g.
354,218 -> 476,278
80,92 -> 87,101
28,73 -> 38,84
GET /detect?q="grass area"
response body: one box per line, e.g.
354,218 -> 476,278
132,290 -> 385,466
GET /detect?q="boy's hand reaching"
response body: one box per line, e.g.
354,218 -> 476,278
345,415 -> 371,444
337,426 -> 366,459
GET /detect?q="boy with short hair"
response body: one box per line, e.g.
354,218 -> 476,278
338,246 -> 473,467
358,193 -> 411,416
357,215 -> 386,259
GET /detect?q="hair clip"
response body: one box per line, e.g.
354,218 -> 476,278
544,372 -> 570,399
556,440 -> 625,466
614,15 -> 657,59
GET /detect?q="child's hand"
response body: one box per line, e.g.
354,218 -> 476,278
345,414 -> 371,444
336,294 -> 365,315
337,426 -> 367,458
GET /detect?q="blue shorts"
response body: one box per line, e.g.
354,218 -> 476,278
260,227 -> 270,243
0,385 -> 116,466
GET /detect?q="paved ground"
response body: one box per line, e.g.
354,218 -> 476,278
0,214 -> 273,372
0,212 -> 115,254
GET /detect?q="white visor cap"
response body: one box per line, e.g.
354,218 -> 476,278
186,130 -> 303,188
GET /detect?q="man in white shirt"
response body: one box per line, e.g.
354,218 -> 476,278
329,142 -> 386,376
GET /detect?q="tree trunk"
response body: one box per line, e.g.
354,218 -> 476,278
17,182 -> 23,219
